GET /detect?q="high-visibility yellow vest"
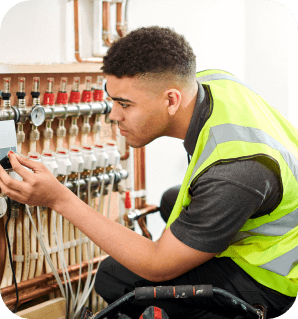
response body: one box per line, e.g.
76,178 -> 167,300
166,69 -> 298,297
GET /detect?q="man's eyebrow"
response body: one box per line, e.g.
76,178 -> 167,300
105,85 -> 134,103
110,97 -> 134,103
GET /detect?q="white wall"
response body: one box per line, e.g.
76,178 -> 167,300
0,0 -> 63,64
1,0 -> 298,241
244,0 -> 298,122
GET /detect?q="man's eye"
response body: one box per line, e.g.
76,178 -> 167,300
119,102 -> 129,108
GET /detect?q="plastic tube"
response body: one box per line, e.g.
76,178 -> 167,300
75,166 -> 115,317
53,177 -> 75,317
106,170 -> 115,220
72,173 -> 83,317
97,167 -> 106,214
43,138 -> 51,151
75,171 -> 95,315
25,205 -> 66,298
75,168 -> 106,317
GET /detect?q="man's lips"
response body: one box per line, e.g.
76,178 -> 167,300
119,127 -> 129,136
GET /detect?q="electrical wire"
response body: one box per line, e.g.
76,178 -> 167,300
5,197 -> 19,313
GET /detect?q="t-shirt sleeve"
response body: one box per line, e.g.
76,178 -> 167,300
170,159 -> 281,253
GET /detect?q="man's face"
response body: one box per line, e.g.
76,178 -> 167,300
106,75 -> 170,148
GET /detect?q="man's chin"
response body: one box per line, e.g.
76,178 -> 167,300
126,135 -> 159,148
126,141 -> 145,148
126,138 -> 147,149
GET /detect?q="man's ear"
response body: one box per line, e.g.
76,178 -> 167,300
165,89 -> 181,116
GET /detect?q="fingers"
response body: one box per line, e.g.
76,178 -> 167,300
0,174 -> 24,203
0,164 -> 24,192
7,151 -> 36,179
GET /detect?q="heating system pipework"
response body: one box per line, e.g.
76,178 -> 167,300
0,1 -> 162,318
0,74 -> 157,318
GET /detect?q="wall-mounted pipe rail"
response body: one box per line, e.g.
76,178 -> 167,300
1,255 -> 108,300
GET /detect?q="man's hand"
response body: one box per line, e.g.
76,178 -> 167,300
0,151 -> 66,208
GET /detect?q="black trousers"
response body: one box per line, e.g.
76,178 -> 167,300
95,186 -> 296,318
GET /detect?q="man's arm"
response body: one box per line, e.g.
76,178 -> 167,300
57,192 -> 216,282
0,152 -> 216,282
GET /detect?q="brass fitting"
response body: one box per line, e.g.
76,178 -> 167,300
106,165 -> 115,172
81,170 -> 91,177
56,121 -> 67,138
81,116 -> 91,134
68,172 -> 78,179
92,114 -> 102,133
57,175 -> 66,183
29,125 -> 40,141
43,121 -> 54,139
69,117 -> 79,136
93,167 -> 102,174
16,125 -> 26,144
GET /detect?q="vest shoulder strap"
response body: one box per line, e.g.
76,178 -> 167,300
196,72 -> 258,96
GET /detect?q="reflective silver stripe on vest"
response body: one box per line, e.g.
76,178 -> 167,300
250,208 -> 298,236
260,245 -> 298,276
197,73 -> 258,95
189,124 -> 298,237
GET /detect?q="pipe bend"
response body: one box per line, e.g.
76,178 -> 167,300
74,0 -> 104,63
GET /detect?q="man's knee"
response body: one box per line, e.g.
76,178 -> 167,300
95,256 -> 144,303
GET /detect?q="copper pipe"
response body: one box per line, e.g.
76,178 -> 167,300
102,1 -> 114,47
140,147 -> 146,208
137,147 -> 146,209
116,3 -> 125,38
140,147 -> 146,189
136,205 -> 159,240
74,0 -> 104,63
134,148 -> 141,209
135,205 -> 159,220
134,146 -> 151,237
1,255 -> 107,298
120,141 -> 130,160
138,217 -> 152,240
5,269 -> 98,308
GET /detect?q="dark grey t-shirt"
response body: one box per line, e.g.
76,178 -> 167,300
170,82 -> 282,253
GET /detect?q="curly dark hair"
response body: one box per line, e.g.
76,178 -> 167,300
101,26 -> 196,80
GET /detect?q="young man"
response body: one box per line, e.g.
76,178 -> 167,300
0,26 -> 297,318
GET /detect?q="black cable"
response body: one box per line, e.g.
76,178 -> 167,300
93,291 -> 135,319
213,287 -> 260,317
5,197 -> 19,313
